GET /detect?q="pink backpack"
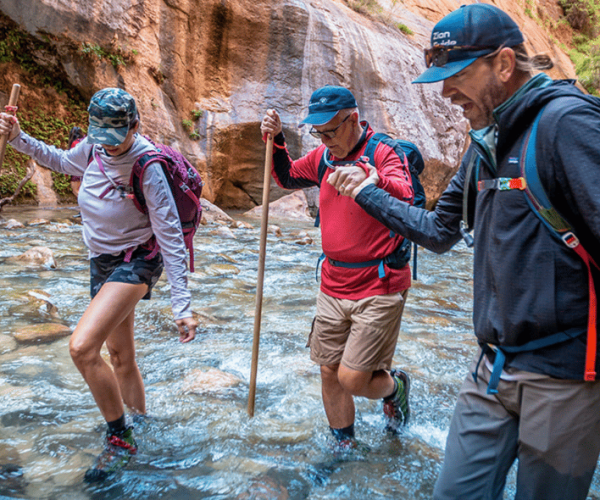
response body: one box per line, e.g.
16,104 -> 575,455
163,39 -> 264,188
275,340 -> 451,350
129,140 -> 204,272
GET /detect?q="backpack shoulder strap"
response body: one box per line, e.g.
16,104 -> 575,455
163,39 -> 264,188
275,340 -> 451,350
521,105 -> 572,234
317,150 -> 328,186
521,104 -> 599,382
460,147 -> 481,247
130,150 -> 168,214
363,132 -> 387,163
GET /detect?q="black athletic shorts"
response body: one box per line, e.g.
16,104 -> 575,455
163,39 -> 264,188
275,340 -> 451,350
90,246 -> 164,300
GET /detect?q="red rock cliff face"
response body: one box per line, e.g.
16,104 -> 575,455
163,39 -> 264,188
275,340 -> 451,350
0,0 -> 578,209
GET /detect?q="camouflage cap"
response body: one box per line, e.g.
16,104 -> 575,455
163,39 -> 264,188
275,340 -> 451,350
87,88 -> 138,146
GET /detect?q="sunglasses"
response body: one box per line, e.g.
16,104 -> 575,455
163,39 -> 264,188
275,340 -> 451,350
424,45 -> 496,68
309,114 -> 351,140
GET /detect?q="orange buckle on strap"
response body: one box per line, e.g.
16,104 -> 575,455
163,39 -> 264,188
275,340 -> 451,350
507,177 -> 526,190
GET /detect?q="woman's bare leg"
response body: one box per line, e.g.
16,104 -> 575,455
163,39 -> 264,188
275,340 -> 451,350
69,282 -> 148,422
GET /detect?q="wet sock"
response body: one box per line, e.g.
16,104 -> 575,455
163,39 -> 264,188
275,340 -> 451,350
383,377 -> 399,402
330,423 -> 355,442
107,414 -> 127,435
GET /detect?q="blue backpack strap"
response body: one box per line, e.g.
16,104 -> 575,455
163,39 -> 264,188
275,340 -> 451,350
481,328 -> 587,393
315,149 -> 334,228
521,106 -> 572,234
362,132 -> 385,163
521,105 -> 599,382
460,148 -> 481,248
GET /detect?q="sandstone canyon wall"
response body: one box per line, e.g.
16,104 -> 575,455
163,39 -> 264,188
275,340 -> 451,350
0,0 -> 579,209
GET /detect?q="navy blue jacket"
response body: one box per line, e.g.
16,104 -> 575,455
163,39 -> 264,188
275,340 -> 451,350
355,77 -> 600,380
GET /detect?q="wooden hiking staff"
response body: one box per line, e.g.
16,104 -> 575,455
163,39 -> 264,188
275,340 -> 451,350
0,84 -> 21,168
248,134 -> 274,417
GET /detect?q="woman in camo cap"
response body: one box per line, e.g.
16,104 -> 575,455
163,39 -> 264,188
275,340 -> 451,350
0,87 -> 198,481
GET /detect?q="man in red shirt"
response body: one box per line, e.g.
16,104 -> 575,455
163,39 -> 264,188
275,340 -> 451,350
260,86 -> 416,447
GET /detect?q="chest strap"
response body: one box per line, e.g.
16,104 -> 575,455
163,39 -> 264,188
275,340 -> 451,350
477,177 -> 526,191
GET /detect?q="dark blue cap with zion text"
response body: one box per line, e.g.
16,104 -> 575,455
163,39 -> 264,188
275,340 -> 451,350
299,86 -> 358,127
413,4 -> 525,84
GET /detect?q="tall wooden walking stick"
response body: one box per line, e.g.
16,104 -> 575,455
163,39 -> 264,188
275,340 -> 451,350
248,134 -> 273,417
0,84 -> 21,168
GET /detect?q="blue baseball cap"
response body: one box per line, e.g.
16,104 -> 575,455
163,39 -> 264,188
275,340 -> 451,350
299,86 -> 358,127
413,4 -> 524,84
87,88 -> 138,145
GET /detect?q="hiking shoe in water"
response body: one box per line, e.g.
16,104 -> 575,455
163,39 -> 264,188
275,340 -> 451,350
383,369 -> 411,432
84,427 -> 137,482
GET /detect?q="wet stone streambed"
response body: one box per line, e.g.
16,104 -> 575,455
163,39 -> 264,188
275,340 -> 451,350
1,206 -> 600,500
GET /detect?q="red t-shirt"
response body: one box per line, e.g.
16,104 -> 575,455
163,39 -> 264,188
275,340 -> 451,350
271,123 -> 415,300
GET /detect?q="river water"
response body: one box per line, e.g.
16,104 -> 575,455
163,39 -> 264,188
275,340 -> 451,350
1,206 -> 599,500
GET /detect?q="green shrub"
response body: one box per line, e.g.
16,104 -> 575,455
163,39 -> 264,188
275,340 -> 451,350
396,23 -> 413,35
80,41 -> 135,68
569,41 -> 600,95
559,0 -> 600,93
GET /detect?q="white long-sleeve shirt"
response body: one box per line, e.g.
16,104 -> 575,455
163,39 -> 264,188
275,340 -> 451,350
10,131 -> 192,319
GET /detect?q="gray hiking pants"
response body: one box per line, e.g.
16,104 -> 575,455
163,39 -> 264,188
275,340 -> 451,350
434,354 -> 600,500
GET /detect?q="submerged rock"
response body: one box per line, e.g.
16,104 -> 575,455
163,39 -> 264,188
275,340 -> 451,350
6,246 -> 57,269
205,263 -> 241,276
268,225 -> 282,237
182,368 -> 243,394
27,290 -> 58,318
237,475 -> 290,500
212,226 -> 237,239
3,219 -> 24,229
13,323 -> 72,344
294,236 -> 313,245
231,220 -> 254,229
201,198 -> 234,224
27,218 -> 50,226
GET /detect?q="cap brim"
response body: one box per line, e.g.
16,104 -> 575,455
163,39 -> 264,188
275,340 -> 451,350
298,110 -> 339,128
412,57 -> 478,84
86,124 -> 129,146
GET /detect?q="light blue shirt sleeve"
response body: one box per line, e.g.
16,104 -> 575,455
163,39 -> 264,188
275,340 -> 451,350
9,131 -> 90,176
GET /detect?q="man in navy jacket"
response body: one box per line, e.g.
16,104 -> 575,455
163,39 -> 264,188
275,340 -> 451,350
328,4 -> 600,499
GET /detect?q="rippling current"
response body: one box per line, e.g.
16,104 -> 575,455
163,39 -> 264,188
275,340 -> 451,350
1,206 -> 599,500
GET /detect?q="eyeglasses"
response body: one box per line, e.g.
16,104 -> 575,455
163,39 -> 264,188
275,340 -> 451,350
424,45 -> 496,68
309,114 -> 351,140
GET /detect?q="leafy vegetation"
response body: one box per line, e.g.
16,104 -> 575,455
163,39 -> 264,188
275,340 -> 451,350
0,16 -> 69,93
343,0 -> 415,35
560,0 -> 600,94
396,23 -> 413,35
1,105 -> 88,200
80,42 -> 136,68
346,0 -> 383,15
0,13 -> 88,201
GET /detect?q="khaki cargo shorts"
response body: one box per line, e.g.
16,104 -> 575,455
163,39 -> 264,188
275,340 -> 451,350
308,289 -> 408,372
